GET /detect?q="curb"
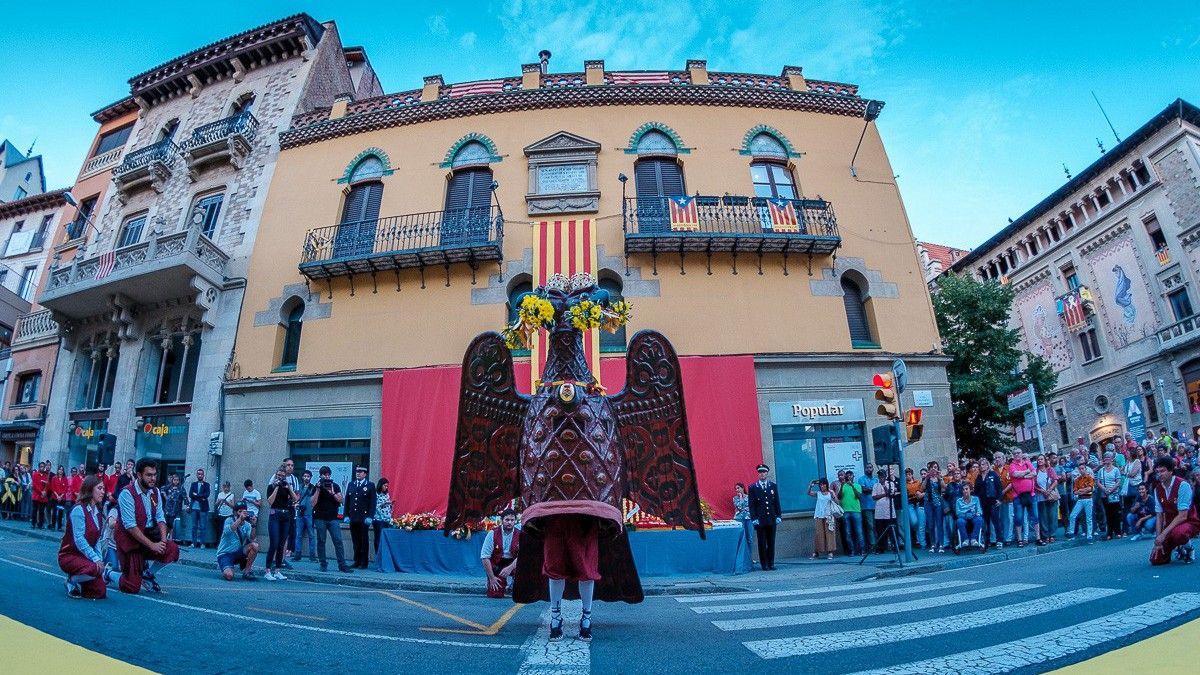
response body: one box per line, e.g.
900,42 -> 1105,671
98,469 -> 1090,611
0,522 -> 750,596
862,537 -> 1091,580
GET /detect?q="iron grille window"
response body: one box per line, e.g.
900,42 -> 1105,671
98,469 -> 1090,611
117,214 -> 147,248
842,277 -> 876,347
145,326 -> 202,405
280,304 -> 304,369
750,162 -> 797,199
69,196 -> 98,240
31,214 -> 52,249
93,124 -> 133,157
333,182 -> 383,258
192,193 -> 223,239
444,168 -> 493,246
75,341 -> 119,410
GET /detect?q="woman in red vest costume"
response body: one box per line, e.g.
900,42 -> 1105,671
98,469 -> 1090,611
114,458 -> 180,593
481,509 -> 520,598
1150,456 -> 1199,565
59,475 -> 120,598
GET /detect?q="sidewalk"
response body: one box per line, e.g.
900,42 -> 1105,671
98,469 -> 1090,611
0,520 -> 1094,595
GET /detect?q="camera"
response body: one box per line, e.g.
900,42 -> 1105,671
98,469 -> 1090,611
319,478 -> 333,490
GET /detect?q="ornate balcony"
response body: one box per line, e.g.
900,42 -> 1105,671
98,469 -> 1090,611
621,195 -> 841,274
39,225 -> 229,331
11,309 -> 60,350
298,205 -> 503,288
113,139 -> 180,198
1158,315 -> 1200,352
79,147 -> 124,179
179,111 -> 258,181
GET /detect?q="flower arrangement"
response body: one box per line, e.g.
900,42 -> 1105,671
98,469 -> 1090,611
500,274 -> 633,350
392,512 -> 443,531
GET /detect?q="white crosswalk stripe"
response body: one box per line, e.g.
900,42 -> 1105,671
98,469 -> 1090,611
691,579 -> 981,615
848,592 -> 1200,675
743,586 -> 1123,659
676,576 -> 930,604
712,582 -> 1041,631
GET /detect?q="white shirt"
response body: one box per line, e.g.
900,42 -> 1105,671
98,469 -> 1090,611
1155,477 -> 1194,514
243,489 -> 262,517
813,490 -> 833,518
480,527 -> 518,559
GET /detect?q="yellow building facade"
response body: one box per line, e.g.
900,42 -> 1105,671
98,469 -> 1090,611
226,59 -> 954,557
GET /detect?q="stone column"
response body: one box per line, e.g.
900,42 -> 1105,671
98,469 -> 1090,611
184,285 -> 245,486
41,346 -> 78,465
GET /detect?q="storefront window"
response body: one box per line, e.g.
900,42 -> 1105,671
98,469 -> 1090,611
67,419 -> 108,469
288,416 -> 372,518
773,422 -> 866,512
135,414 -> 189,478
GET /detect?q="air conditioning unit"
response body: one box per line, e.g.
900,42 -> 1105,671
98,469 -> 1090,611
208,431 -> 224,456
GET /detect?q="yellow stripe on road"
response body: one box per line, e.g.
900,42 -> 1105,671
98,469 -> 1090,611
378,590 -> 489,631
1052,616 -> 1200,672
0,615 -> 156,673
421,602 -> 526,636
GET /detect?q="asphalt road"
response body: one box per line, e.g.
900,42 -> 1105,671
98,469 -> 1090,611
1,529 -> 1197,674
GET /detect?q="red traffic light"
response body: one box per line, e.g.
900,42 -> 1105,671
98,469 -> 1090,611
906,408 -> 923,425
872,372 -> 893,388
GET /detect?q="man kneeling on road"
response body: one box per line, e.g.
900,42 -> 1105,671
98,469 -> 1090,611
217,501 -> 259,581
115,458 -> 180,593
1151,457 -> 1199,565
481,509 -> 519,598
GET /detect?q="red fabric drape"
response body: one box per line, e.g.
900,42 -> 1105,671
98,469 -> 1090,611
381,355 -> 763,520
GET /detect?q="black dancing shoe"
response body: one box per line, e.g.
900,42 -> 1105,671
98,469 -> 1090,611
142,571 -> 162,593
579,610 -> 592,642
549,612 -> 564,641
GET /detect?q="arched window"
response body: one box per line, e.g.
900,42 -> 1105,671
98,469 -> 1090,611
633,131 -> 685,233
749,132 -> 788,158
333,156 -> 385,258
444,144 -> 494,245
598,275 -> 627,352
279,302 -> 304,370
841,276 -> 877,348
231,93 -> 255,117
635,130 -> 677,156
506,278 -> 532,355
158,119 -> 179,143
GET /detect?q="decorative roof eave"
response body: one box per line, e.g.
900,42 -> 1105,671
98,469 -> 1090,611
128,14 -> 324,105
952,98 -> 1200,273
280,84 -> 881,151
0,188 -> 70,219
91,97 -> 138,124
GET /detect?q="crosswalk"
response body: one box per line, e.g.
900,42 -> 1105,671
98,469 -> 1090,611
677,575 -> 1200,671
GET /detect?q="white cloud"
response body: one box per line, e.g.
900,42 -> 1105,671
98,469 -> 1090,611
426,15 -> 449,37
460,32 -> 477,49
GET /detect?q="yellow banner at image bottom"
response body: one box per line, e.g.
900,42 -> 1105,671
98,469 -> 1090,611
1051,616 -> 1200,673
1,615 -> 156,674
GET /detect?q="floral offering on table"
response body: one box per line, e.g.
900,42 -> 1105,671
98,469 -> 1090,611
393,512 -> 443,531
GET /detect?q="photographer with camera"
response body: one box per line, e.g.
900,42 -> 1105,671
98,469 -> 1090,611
216,501 -> 259,581
310,466 -> 353,573
264,466 -> 298,581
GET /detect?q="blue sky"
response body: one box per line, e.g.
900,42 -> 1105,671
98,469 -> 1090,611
1,1 -> 1197,249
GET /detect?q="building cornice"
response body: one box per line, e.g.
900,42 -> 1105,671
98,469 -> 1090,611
0,188 -> 69,219
280,80 -> 879,150
1078,220 -> 1133,256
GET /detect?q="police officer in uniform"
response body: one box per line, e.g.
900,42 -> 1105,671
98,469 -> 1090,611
344,467 -> 376,568
748,463 -> 782,570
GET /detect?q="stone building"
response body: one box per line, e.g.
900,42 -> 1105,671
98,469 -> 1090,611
224,56 -> 953,558
35,14 -> 381,487
916,240 -> 968,288
951,99 -> 1200,450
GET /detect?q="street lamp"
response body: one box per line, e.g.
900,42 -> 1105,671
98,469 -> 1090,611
61,191 -> 101,240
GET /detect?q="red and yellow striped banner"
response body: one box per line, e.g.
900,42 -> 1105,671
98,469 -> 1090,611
531,220 -> 601,391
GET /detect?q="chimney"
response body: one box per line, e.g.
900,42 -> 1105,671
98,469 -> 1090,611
421,75 -> 444,102
522,63 -> 542,90
686,59 -> 709,85
781,65 -> 807,92
328,94 -> 352,120
584,60 -> 605,86
538,50 -> 552,75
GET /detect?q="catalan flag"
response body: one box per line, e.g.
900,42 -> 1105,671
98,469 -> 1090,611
445,79 -> 507,98
668,195 -> 700,231
765,198 -> 800,232
610,72 -> 672,85
531,220 -> 601,391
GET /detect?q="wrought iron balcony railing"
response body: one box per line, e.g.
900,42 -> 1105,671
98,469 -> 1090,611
299,205 -> 504,285
115,138 -> 180,177
180,111 -> 259,151
621,195 -> 840,272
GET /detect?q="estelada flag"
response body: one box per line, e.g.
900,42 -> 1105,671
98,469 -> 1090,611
668,195 -> 700,231
531,220 -> 601,391
766,198 -> 800,232
1056,290 -> 1087,330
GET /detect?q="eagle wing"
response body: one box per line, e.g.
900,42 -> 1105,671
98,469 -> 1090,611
443,332 -> 530,534
611,330 -> 705,539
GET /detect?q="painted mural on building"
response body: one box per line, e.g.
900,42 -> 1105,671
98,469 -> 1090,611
1085,236 -> 1159,349
1015,281 -> 1073,372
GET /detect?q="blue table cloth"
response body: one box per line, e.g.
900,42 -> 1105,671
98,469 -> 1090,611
377,525 -> 750,576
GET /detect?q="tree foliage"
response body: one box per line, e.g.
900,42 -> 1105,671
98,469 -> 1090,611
932,275 -> 1059,458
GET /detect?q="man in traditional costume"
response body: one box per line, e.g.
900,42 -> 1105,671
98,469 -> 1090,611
115,458 -> 180,593
445,273 -> 704,642
481,509 -> 520,598
1151,456 -> 1199,565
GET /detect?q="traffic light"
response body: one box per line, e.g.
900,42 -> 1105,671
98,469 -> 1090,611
873,372 -> 900,420
906,408 -> 924,443
871,424 -> 900,465
97,433 -> 117,465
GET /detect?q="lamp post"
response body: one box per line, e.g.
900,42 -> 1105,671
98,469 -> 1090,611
61,191 -> 101,241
